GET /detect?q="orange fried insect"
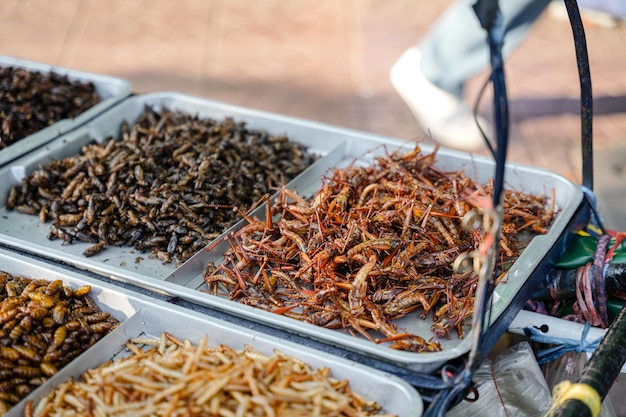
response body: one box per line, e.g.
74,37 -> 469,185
22,334 -> 47,352
39,362 -> 58,377
72,285 -> 91,298
41,317 -> 55,328
28,307 -> 49,320
431,298 -> 475,339
89,321 -> 113,334
347,238 -> 401,259
196,145 -> 556,351
358,183 -> 378,206
348,256 -> 377,317
13,345 -> 41,362
452,178 -> 467,218
23,399 -> 33,417
390,334 -> 442,353
44,279 -> 63,296
311,185 -> 334,210
366,301 -> 399,341
83,241 -> 107,257
27,292 -> 55,308
498,234 -> 516,258
56,213 -> 83,227
426,215 -> 458,248
0,346 -> 20,361
52,303 -> 68,324
308,309 -> 340,327
61,285 -> 74,298
84,312 -> 111,324
383,287 -> 441,320
53,325 -> 67,347
269,270 -> 299,290
13,366 -> 42,378
9,323 -> 25,341
371,287 -> 403,303
65,318 -> 82,332
0,309 -> 18,325
415,247 -> 466,270
234,220 -> 270,239
43,349 -> 61,363
328,185 -> 352,213
203,273 -> 238,294
278,225 -> 307,253
339,311 -> 379,343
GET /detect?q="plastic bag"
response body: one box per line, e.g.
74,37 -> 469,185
447,341 -> 552,417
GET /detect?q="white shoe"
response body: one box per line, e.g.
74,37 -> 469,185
390,47 -> 490,152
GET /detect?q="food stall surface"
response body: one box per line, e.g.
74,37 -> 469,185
0,0 -> 624,226
1,0 -> 626,415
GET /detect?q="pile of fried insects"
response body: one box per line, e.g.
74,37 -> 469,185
203,145 -> 556,352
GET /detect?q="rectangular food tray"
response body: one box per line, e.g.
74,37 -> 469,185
0,56 -> 132,167
0,248 -> 421,417
0,92 -> 585,373
162,138 -> 585,372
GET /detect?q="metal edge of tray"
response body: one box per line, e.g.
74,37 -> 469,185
0,55 -> 132,167
156,137 -> 586,371
0,248 -> 421,417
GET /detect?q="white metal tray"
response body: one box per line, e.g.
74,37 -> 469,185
163,138 -> 584,372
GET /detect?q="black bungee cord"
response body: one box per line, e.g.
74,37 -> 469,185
425,0 -> 623,415
423,1 -> 509,415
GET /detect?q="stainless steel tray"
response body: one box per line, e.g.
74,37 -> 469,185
162,139 -> 585,372
0,56 -> 132,167
0,249 -> 421,417
0,92 -> 584,373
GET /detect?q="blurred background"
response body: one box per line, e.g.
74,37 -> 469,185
1,0 -> 625,228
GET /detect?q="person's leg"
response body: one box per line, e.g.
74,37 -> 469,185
391,0 -> 550,151
421,0 -> 552,98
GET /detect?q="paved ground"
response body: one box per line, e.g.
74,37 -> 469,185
1,0 -> 626,229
